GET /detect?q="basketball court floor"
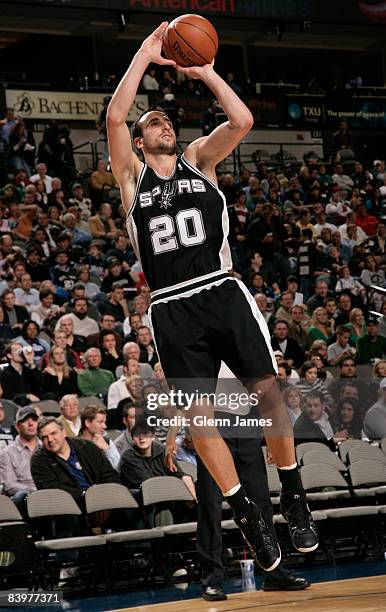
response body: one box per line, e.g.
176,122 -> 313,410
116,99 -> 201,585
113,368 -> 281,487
124,576 -> 386,612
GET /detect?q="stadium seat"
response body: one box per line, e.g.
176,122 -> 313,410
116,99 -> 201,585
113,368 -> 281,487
0,498 -> 38,589
300,463 -> 351,503
176,460 -> 197,482
338,439 -> 367,464
0,495 -> 23,522
302,450 -> 347,472
348,459 -> 386,497
78,396 -> 107,411
296,442 -> 333,463
27,489 -> 106,589
381,438 -> 386,454
141,477 -> 196,535
33,399 -> 60,415
348,445 -> 386,465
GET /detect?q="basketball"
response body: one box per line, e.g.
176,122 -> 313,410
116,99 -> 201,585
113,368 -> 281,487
162,14 -> 218,67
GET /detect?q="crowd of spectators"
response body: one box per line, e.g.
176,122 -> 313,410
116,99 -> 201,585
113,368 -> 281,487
0,103 -> 386,554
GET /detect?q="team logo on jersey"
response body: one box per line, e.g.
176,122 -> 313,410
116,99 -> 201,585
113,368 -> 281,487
160,181 -> 177,209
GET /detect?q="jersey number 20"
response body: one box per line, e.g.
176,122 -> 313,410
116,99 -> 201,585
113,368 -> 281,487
149,208 -> 206,255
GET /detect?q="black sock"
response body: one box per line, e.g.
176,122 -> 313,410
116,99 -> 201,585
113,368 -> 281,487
225,485 -> 250,515
278,465 -> 302,494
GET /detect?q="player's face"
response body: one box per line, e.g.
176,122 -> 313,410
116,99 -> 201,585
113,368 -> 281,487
137,112 -> 176,156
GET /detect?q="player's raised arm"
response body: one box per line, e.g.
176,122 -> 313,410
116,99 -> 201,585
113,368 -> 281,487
181,63 -> 254,170
107,22 -> 176,187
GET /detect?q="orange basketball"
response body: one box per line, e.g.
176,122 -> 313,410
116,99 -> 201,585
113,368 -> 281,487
163,14 -> 218,67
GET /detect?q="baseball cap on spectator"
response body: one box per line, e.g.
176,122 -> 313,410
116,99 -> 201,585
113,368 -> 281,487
72,183 -> 83,190
107,258 -> 121,268
367,316 -> 379,325
15,406 -> 39,423
273,350 -> 284,358
54,248 -> 68,258
379,378 -> 386,390
373,160 -> 382,166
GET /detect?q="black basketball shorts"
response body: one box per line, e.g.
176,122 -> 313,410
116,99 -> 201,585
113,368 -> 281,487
149,274 -> 277,394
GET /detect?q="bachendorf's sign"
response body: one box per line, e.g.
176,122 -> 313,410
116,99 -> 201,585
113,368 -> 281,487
5,90 -> 148,122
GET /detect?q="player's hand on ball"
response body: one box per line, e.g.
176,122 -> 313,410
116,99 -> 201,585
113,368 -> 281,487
175,60 -> 214,80
140,22 -> 176,67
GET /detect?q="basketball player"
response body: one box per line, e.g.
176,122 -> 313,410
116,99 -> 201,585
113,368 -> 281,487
107,22 -> 318,571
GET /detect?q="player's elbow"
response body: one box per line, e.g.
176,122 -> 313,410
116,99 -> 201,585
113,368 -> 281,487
239,111 -> 254,131
106,106 -> 125,127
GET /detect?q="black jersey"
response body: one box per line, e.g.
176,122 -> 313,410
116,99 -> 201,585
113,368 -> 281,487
126,154 -> 232,292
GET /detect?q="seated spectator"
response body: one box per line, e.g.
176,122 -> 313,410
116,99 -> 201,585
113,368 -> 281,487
0,341 -> 41,405
31,288 -> 61,329
103,283 -> 130,323
254,293 -> 272,325
287,305 -> 310,350
107,371 -> 143,410
357,317 -> 386,364
306,279 -> 331,314
114,401 -> 142,455
363,378 -> 386,440
101,259 -> 136,294
271,320 -> 304,368
137,325 -> 158,368
283,386 -> 304,426
68,183 -> 92,218
54,316 -> 87,356
63,283 -> 100,322
31,417 -> 121,509
90,160 -> 118,193
374,360 -> 386,379
75,265 -> 101,300
15,320 -> 49,366
77,347 -> 115,397
50,249 -> 76,298
294,390 -> 342,448
0,405 -> 40,511
29,162 -> 53,194
327,325 -> 357,366
307,307 -> 332,345
274,291 -> 294,323
41,346 -> 79,399
61,297 -> 99,338
86,312 -> 119,349
99,330 -> 123,373
104,233 -> 135,268
80,405 -> 120,470
57,394 -> 81,438
116,345 -> 154,381
14,273 -> 40,312
345,308 -> 367,346
360,255 -> 385,289
2,289 -> 28,333
335,398 -> 362,440
335,265 -> 365,299
120,420 -> 196,503
0,399 -> 14,448
122,313 -> 142,343
25,246 -> 50,283
335,293 -> 353,326
142,66 -> 159,91
89,203 -> 118,242
41,329 -> 82,371
296,361 -> 333,405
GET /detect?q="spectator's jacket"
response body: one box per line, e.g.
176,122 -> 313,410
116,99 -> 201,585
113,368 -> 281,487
0,363 -> 42,402
77,367 -> 115,396
120,441 -> 184,489
357,335 -> 386,364
271,336 -> 305,368
293,412 -> 336,450
31,437 -> 121,505
3,304 -> 28,326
